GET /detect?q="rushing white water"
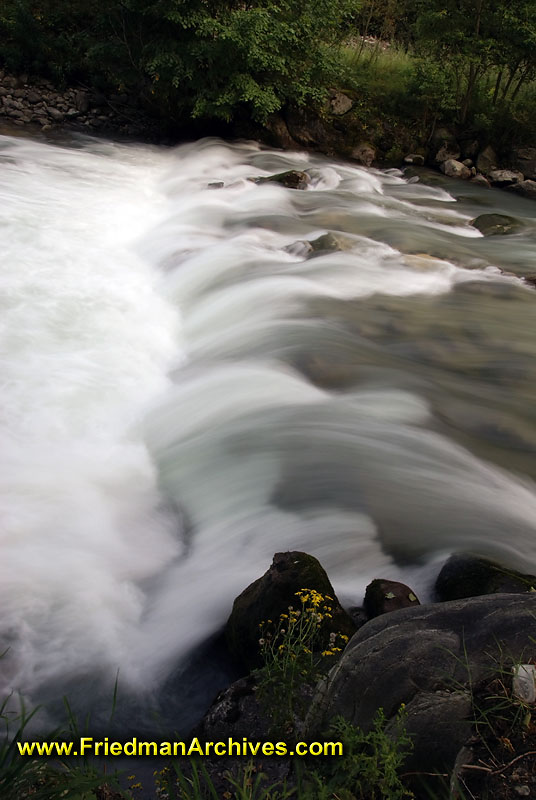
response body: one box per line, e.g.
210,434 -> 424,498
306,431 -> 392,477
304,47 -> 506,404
1,133 -> 535,726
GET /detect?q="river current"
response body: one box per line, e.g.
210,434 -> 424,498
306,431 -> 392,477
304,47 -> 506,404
1,132 -> 535,730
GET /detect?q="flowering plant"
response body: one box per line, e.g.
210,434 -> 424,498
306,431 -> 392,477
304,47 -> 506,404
255,588 -> 349,732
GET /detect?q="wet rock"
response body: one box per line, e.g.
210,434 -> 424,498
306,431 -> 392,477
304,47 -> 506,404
471,213 -> 525,235
435,553 -> 536,601
46,107 -> 64,122
309,232 -> 356,253
470,173 -> 491,188
207,181 -> 224,189
476,145 -> 498,176
252,170 -> 310,190
488,168 -> 524,186
507,179 -> 536,201
441,159 -> 471,179
351,142 -> 376,167
307,594 -> 536,772
364,579 -> 420,618
225,551 -> 356,672
404,153 -> 425,165
329,90 -> 353,115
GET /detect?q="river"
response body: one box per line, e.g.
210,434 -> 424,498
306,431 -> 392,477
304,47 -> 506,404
0,132 -> 535,731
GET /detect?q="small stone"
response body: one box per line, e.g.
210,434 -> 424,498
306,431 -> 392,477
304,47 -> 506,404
330,90 -> 353,115
47,107 -> 64,122
471,174 -> 491,188
514,787 -> 530,797
404,154 -> 425,166
207,181 -> 224,189
462,158 -> 473,167
364,579 -> 420,618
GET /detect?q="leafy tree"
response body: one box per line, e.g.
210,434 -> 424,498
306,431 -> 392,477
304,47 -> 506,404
114,0 -> 361,122
412,0 -> 536,123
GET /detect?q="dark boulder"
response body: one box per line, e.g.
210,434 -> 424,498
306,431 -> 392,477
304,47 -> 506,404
476,145 -> 498,176
225,551 -> 356,672
364,579 -> 420,618
512,146 -> 536,181
435,553 -> 536,601
471,213 -> 525,235
192,675 -> 292,794
307,594 -> 536,773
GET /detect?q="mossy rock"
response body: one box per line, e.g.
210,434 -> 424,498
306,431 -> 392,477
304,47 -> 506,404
251,170 -> 310,190
435,553 -> 536,602
309,232 -> 355,254
471,214 -> 525,236
225,551 -> 356,673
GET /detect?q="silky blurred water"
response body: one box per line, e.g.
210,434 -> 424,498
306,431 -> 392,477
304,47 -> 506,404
0,133 -> 535,729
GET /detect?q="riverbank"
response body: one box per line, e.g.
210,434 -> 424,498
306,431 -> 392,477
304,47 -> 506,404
146,550 -> 536,799
1,68 -> 535,201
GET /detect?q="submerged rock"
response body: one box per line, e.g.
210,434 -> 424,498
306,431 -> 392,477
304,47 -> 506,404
435,553 -> 536,601
309,232 -> 356,253
251,170 -> 310,190
364,578 -> 420,618
225,551 -> 356,672
471,213 -> 525,235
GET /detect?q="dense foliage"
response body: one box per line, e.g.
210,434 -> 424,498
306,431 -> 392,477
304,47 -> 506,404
0,0 -> 534,142
0,0 -> 360,121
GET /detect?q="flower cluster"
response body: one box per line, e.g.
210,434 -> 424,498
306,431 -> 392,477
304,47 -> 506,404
256,588 -> 351,729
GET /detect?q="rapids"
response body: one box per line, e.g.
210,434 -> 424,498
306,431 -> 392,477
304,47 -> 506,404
0,133 -> 535,729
